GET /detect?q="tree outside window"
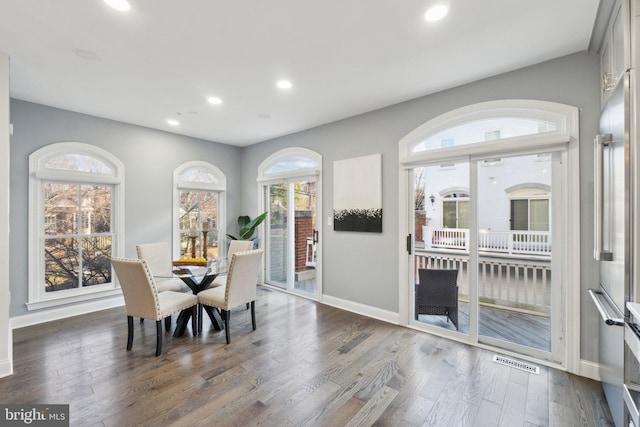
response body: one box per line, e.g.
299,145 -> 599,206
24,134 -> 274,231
29,143 -> 124,309
174,162 -> 226,259
179,190 -> 219,258
43,183 -> 112,291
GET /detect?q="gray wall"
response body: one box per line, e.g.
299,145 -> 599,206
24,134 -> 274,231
9,51 -> 602,363
241,51 -> 602,362
9,100 -> 242,316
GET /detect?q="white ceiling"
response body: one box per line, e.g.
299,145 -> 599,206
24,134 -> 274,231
0,0 -> 600,146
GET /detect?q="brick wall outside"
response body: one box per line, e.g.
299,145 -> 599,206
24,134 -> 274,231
415,210 -> 426,242
295,210 -> 313,272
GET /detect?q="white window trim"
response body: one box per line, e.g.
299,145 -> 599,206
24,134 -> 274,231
173,161 -> 226,260
28,142 -> 125,311
398,99 -> 581,374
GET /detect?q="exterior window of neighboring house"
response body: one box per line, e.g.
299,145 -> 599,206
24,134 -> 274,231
439,138 -> 455,168
28,142 -> 124,310
484,130 -> 501,141
508,187 -> 550,231
442,192 -> 469,228
511,198 -> 549,231
173,161 -> 226,259
440,137 -> 454,148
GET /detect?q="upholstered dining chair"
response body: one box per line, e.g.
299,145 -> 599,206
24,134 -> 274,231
111,257 -> 199,356
211,240 -> 254,287
136,242 -> 190,293
415,268 -> 459,330
197,249 -> 263,344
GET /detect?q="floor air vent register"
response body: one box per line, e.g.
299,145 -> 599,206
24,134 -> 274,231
492,354 -> 540,374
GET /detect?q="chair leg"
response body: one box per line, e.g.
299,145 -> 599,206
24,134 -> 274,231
250,301 -> 256,330
164,316 -> 171,332
127,316 -> 134,351
222,309 -> 231,344
155,320 -> 163,357
191,306 -> 197,336
450,307 -> 459,331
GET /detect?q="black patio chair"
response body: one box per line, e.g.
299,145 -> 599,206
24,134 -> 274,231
415,268 -> 459,330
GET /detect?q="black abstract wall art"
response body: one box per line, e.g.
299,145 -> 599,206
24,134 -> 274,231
333,153 -> 382,232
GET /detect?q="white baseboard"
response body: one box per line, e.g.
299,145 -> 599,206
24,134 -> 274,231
0,324 -> 12,378
10,296 -> 124,330
321,294 -> 400,324
579,359 -> 601,381
0,358 -> 12,379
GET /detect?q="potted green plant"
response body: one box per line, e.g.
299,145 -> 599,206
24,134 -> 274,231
226,211 -> 268,241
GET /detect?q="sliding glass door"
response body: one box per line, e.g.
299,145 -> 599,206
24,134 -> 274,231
267,183 -> 288,287
411,152 -> 563,360
413,162 -> 470,336
475,152 -> 557,355
265,179 -> 319,296
257,148 -> 322,300
410,151 -> 562,361
401,100 -> 579,366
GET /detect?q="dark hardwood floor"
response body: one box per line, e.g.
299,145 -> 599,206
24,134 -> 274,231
1,287 -> 613,426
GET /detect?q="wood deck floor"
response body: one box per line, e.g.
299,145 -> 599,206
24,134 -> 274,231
417,302 -> 551,351
1,287 -> 612,426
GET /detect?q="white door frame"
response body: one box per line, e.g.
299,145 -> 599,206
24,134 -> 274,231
398,100 -> 581,373
257,148 -> 322,301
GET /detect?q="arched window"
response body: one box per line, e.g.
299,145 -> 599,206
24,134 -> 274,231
28,142 -> 124,310
399,99 -> 578,166
258,147 -> 321,181
173,161 -> 226,259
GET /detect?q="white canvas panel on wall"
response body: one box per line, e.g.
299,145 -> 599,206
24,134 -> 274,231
333,153 -> 382,232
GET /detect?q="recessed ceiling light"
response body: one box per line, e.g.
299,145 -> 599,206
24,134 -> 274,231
167,119 -> 180,126
424,4 -> 448,22
207,96 -> 222,105
104,0 -> 131,12
276,80 -> 293,90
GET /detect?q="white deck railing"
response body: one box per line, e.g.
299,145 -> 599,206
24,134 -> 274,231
415,249 -> 551,315
423,226 -> 551,257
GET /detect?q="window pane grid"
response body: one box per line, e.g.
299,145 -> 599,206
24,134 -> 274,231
43,181 -> 113,292
179,190 -> 219,258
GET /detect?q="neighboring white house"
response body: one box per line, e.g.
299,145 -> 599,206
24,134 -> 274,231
423,153 -> 551,233
415,116 -> 554,257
